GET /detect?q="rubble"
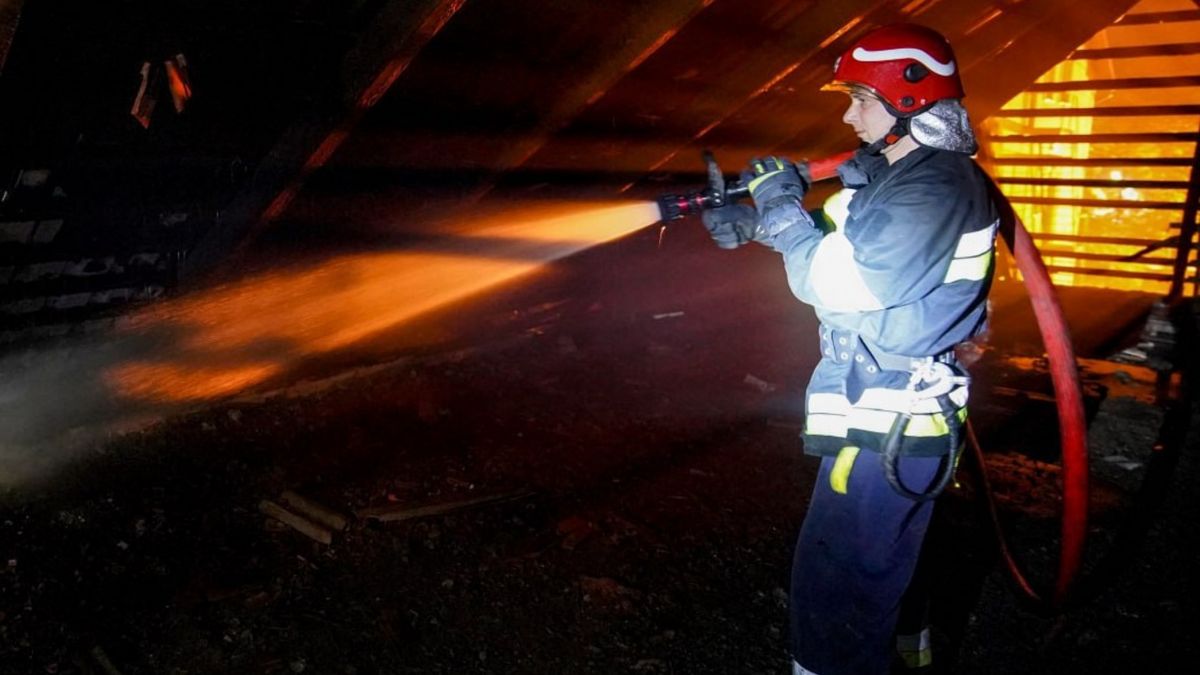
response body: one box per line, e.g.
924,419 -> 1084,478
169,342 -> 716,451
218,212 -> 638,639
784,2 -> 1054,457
0,280 -> 1193,674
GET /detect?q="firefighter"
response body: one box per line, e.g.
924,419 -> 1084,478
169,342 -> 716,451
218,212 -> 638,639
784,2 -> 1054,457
702,23 -> 999,674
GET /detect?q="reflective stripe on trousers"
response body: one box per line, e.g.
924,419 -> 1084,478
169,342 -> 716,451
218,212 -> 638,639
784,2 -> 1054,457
896,628 -> 933,669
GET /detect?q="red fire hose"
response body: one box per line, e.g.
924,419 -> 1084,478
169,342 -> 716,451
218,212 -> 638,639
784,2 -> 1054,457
806,151 -> 858,184
985,210 -> 1089,607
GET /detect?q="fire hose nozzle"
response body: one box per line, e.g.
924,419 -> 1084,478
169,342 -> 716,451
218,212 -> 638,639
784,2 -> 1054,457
655,149 -> 854,223
655,150 -> 750,223
655,185 -> 742,222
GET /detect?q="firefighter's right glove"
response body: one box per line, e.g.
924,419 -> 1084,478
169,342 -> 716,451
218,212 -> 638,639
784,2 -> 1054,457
743,156 -> 810,238
701,203 -> 762,249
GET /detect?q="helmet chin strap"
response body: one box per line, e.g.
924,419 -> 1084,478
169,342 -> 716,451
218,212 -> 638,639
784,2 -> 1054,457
864,117 -> 911,155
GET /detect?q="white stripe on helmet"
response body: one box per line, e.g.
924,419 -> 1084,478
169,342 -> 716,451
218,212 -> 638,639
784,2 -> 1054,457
851,47 -> 956,76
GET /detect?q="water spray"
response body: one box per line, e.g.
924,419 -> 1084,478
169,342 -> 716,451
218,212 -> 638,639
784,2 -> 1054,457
1,200 -> 660,487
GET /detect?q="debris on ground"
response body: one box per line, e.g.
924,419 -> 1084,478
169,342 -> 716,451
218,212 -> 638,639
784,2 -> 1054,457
1,267 -> 1194,675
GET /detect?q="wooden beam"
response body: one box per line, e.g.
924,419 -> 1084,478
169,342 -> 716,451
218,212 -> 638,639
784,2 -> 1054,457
1008,196 -> 1185,210
1041,263 -> 1180,281
358,491 -> 535,523
280,490 -> 349,531
990,157 -> 1193,167
1025,76 -> 1200,92
259,499 -> 333,545
995,177 -> 1190,189
1168,120 -> 1200,300
182,0 -> 468,280
960,0 -> 1141,121
470,0 -> 715,201
1069,42 -> 1200,60
1037,249 -> 1178,265
1115,9 -> 1200,25
992,105 -> 1200,117
986,132 -> 1199,144
0,0 -> 23,75
1027,232 -> 1169,247
632,0 -> 898,174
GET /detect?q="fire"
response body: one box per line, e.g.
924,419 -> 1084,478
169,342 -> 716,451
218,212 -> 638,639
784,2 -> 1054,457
985,1 -> 1198,295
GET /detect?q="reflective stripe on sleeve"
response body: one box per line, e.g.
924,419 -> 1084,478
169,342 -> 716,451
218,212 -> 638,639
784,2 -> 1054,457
810,231 -> 885,311
944,251 -> 992,283
954,223 -> 996,257
944,220 -> 997,284
822,188 -> 855,232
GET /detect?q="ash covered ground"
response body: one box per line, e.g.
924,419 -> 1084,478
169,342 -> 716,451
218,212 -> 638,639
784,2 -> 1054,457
2,226 -> 1197,674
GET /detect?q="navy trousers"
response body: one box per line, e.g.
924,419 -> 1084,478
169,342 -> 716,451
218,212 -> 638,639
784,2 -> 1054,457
790,450 -> 943,675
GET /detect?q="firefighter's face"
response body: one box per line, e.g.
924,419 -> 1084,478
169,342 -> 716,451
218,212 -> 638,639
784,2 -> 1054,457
843,91 -> 895,143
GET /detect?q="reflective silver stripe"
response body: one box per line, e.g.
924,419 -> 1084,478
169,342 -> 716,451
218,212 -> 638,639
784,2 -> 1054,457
810,231 -> 884,311
944,220 -> 997,284
897,628 -> 933,669
852,46 -> 956,76
793,661 -> 823,675
809,388 -> 967,438
897,628 -> 932,652
848,407 -> 966,437
858,385 -> 968,413
808,391 -> 851,414
858,388 -> 917,413
849,408 -> 896,433
944,251 -> 992,283
806,412 -> 849,437
954,222 -> 997,258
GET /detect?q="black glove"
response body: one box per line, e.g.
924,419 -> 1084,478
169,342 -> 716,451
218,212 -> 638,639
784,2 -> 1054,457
741,156 -> 812,239
701,203 -> 761,249
743,156 -> 809,210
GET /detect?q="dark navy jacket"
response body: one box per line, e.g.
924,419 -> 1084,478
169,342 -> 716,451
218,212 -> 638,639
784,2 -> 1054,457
767,147 -> 999,457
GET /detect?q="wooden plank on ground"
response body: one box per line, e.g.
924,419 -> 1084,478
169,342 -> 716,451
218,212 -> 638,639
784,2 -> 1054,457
259,499 -> 333,545
358,490 -> 535,523
280,490 -> 349,531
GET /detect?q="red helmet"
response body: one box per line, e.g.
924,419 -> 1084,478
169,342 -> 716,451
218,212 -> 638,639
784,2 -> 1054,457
823,24 -> 964,116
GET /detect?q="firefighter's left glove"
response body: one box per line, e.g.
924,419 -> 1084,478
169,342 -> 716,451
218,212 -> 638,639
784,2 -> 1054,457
743,156 -> 811,238
701,203 -> 763,249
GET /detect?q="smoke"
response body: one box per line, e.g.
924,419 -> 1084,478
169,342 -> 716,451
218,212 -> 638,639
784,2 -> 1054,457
0,333 -> 184,487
